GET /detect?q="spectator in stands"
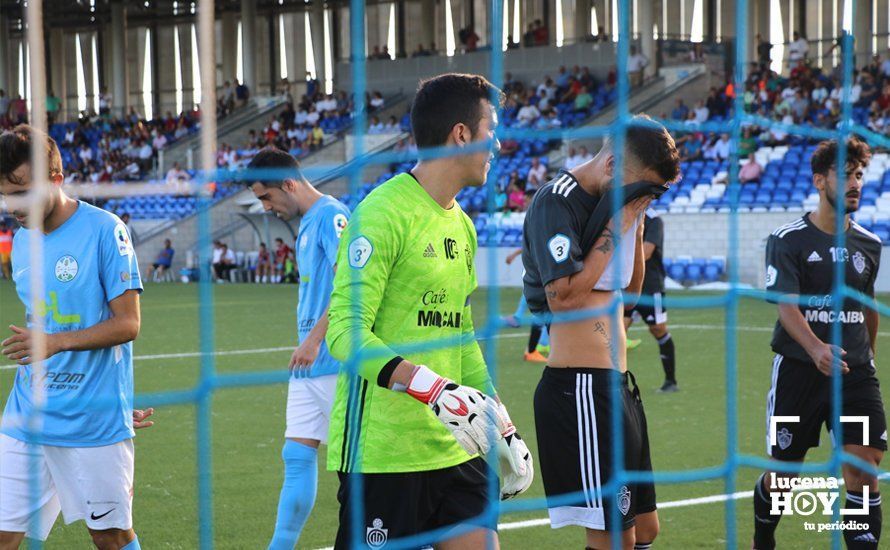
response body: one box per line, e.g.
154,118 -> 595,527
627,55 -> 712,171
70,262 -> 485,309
678,134 -> 703,161
578,145 -> 593,164
693,100 -> 709,124
384,116 -> 400,133
628,45 -> 649,88
533,19 -> 549,46
516,99 -> 541,127
166,162 -> 191,184
412,43 -> 430,57
527,157 -> 547,191
739,153 -> 763,183
756,33 -> 772,67
273,237 -> 293,284
555,66 -> 571,90
46,91 -> 61,123
573,86 -> 593,113
787,32 -> 809,67
739,127 -> 758,157
8,95 -> 27,124
310,124 -> 324,149
213,243 -> 237,282
235,80 -> 250,106
99,87 -> 112,115
369,91 -> 385,111
714,134 -> 731,161
147,239 -> 175,282
151,129 -> 168,151
706,87 -> 728,118
368,116 -> 385,134
672,99 -> 690,121
507,181 -> 527,211
459,26 -> 480,52
0,221 -> 11,280
0,90 -> 9,124
564,146 -> 583,170
255,242 -> 272,283
222,81 -> 235,111
305,72 -> 319,97
78,143 -> 93,164
522,23 -> 536,47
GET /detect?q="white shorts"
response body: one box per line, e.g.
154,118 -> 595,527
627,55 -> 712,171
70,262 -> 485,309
0,434 -> 134,540
285,374 -> 338,442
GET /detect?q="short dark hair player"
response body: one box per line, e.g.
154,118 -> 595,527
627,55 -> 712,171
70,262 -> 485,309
623,209 -> 677,392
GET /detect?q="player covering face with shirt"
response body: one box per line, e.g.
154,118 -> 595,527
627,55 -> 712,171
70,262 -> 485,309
522,116 -> 679,550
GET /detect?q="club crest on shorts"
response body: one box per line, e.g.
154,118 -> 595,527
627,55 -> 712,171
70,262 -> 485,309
852,251 -> 866,274
777,427 -> 793,450
366,518 -> 388,548
618,485 -> 632,516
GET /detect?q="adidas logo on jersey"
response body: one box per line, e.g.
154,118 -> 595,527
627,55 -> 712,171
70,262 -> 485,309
423,243 -> 437,258
807,251 -> 823,263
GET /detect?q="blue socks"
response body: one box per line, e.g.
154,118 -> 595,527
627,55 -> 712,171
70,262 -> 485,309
268,440 -> 319,550
121,536 -> 141,550
539,325 -> 550,347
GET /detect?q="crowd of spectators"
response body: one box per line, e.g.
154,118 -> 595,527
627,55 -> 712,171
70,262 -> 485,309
670,44 -> 890,176
54,107 -> 202,183
216,86 -> 387,169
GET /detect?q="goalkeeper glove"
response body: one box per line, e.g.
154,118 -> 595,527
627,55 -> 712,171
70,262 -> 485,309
496,403 -> 534,499
405,364 -> 507,456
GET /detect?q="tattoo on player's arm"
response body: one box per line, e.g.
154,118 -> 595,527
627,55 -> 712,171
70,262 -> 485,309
545,287 -> 558,300
594,227 -> 617,255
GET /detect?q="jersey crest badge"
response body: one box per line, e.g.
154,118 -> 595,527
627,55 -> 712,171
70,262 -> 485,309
366,518 -> 388,548
348,236 -> 372,268
766,265 -> 777,287
114,224 -> 133,256
333,213 -> 348,239
852,251 -> 866,274
618,485 -> 632,516
548,234 -> 570,264
777,427 -> 793,450
55,255 -> 78,282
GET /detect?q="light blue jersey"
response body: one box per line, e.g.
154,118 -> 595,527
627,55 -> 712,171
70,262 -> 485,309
2,202 -> 143,446
296,195 -> 348,377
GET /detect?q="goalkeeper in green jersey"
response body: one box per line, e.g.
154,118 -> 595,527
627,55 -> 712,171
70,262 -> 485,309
326,73 -> 533,549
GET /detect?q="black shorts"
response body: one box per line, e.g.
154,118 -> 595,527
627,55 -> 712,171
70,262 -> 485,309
766,355 -> 888,460
624,292 -> 667,326
534,367 -> 656,532
334,457 -> 495,549
151,262 -> 170,269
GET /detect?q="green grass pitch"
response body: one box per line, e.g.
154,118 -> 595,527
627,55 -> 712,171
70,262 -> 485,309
0,281 -> 885,549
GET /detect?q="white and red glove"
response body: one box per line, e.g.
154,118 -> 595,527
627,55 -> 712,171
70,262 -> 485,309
405,365 -> 507,456
496,403 -> 534,499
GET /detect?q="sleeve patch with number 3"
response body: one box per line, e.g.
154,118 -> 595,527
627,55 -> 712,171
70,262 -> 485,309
548,234 -> 570,263
348,236 -> 373,268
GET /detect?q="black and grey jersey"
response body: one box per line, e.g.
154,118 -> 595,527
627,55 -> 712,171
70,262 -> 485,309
641,209 -> 665,295
766,213 -> 882,366
521,170 -> 600,315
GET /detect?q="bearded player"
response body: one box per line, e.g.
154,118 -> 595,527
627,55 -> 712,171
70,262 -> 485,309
753,138 -> 884,549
